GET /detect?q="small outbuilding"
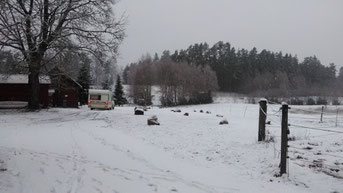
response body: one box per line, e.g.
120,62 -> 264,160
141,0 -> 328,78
49,68 -> 83,108
0,74 -> 51,107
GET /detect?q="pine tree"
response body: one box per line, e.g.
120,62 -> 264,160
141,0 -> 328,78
114,75 -> 127,105
153,53 -> 159,62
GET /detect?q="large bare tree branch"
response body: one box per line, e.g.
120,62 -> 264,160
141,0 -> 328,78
0,0 -> 125,61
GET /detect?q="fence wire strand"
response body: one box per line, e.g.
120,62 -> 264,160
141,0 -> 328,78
288,145 -> 343,159
291,106 -> 340,116
290,124 -> 343,134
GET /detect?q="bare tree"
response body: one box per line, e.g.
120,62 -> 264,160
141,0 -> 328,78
129,56 -> 154,105
156,59 -> 218,106
0,0 -> 125,109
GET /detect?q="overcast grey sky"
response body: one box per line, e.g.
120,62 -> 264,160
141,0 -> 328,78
115,0 -> 343,68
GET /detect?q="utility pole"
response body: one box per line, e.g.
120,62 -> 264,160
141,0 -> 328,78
280,103 -> 289,176
258,99 -> 267,141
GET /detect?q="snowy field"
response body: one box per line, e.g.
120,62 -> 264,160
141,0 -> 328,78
0,101 -> 342,192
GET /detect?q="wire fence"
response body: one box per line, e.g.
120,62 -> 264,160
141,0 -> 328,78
264,99 -> 343,128
261,99 -> 343,177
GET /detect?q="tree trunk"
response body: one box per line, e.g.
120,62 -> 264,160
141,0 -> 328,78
28,70 -> 40,109
28,59 -> 41,110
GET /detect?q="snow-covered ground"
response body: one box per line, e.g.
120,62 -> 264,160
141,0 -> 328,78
0,101 -> 342,192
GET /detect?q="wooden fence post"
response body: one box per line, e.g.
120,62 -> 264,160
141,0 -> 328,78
280,102 -> 289,176
258,99 -> 267,141
336,108 -> 339,127
320,106 -> 324,123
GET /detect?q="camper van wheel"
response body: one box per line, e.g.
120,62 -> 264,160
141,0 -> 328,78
91,108 -> 94,110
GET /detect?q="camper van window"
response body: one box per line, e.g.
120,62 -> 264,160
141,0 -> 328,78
90,95 -> 101,100
102,95 -> 109,101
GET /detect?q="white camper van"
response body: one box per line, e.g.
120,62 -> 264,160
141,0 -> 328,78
88,89 -> 114,110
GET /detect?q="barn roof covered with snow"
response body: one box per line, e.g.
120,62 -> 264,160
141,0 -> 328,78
0,74 -> 51,84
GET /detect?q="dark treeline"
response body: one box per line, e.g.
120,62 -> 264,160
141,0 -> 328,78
125,41 -> 342,98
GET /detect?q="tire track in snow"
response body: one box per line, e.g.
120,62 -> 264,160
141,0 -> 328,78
68,121 -> 86,193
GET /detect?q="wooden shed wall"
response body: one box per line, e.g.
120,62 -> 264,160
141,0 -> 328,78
0,84 -> 50,107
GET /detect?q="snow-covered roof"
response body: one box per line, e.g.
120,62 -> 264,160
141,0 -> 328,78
0,74 -> 51,84
66,75 -> 82,88
89,89 -> 112,95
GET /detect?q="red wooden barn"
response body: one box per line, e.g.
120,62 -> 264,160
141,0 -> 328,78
0,74 -> 51,107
